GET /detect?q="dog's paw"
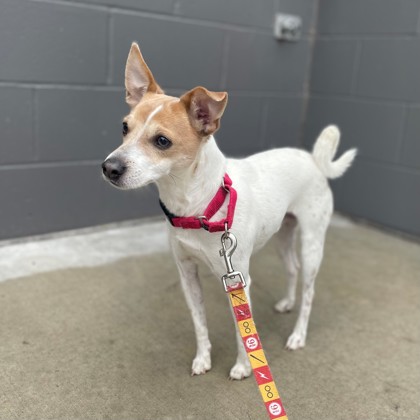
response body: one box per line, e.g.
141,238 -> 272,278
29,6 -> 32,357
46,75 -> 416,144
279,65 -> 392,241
285,332 -> 306,350
274,298 -> 295,313
191,354 -> 211,376
229,362 -> 252,380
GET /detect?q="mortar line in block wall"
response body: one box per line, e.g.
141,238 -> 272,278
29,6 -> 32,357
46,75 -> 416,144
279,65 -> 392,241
395,104 -> 409,164
106,12 -> 114,86
109,7 -> 272,35
316,34 -> 419,41
309,92 -> 420,107
351,155 -> 420,176
416,6 -> 420,33
0,159 -> 103,171
0,81 -> 308,99
31,0 -> 285,36
30,0 -> 277,36
258,98 -> 270,150
31,88 -> 40,161
216,91 -> 304,98
298,0 -> 321,148
29,0 -> 107,12
172,0 -> 180,15
0,82 -> 124,91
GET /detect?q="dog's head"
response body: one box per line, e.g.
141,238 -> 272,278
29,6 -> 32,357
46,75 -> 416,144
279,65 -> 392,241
102,43 -> 228,190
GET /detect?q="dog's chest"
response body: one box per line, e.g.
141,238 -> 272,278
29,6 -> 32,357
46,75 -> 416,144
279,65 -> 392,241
173,230 -> 223,269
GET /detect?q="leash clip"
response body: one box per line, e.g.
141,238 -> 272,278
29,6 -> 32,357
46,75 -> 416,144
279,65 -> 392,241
219,231 -> 246,292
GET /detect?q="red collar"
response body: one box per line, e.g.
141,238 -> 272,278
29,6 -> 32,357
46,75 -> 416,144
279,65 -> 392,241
159,173 -> 237,233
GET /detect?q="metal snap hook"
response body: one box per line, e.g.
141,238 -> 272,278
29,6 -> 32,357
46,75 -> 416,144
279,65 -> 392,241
219,231 -> 246,292
219,231 -> 237,274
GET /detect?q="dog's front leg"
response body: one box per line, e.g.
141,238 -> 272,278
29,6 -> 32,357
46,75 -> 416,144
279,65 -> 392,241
229,275 -> 252,380
174,255 -> 212,376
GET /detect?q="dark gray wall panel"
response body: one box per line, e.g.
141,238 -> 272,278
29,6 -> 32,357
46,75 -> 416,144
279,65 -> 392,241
263,97 -> 302,148
226,32 -> 310,92
305,0 -> 420,236
310,40 -> 359,94
0,87 -> 34,164
304,97 -> 405,164
37,89 -> 127,162
217,95 -> 264,157
400,105 -> 420,170
318,0 -> 420,34
355,39 -> 420,101
0,164 -> 159,240
0,0 -> 107,84
0,0 -> 315,239
218,96 -> 303,156
332,159 -> 420,236
3,0 -> 418,238
174,0 -> 276,29
112,13 -> 225,89
72,0 -> 174,13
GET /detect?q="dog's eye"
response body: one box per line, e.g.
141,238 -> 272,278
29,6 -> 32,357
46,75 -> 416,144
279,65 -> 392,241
122,122 -> 129,136
154,135 -> 172,150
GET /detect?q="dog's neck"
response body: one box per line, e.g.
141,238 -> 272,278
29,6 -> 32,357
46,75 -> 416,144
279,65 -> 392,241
156,136 -> 227,217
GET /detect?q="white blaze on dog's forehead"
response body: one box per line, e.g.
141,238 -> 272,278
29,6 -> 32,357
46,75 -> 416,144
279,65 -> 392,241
136,104 -> 163,139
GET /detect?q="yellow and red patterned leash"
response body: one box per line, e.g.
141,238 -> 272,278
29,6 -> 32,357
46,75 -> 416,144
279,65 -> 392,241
220,230 -> 288,420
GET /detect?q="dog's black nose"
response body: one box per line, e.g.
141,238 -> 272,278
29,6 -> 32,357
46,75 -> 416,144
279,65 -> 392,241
102,157 -> 126,181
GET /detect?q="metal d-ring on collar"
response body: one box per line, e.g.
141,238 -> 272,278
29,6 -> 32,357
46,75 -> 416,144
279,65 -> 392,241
196,215 -> 209,230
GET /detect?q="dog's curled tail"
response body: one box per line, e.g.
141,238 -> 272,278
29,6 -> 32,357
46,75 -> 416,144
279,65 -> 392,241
312,125 -> 357,179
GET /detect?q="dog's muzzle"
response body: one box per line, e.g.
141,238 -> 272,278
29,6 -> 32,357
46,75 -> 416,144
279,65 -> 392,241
102,157 -> 126,183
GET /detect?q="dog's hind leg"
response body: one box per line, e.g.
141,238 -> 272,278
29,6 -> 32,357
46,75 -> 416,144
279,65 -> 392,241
175,255 -> 212,375
274,214 -> 300,313
285,194 -> 332,350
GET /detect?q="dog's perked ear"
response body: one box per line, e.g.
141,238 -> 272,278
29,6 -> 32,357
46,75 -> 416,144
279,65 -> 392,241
125,42 -> 164,108
180,87 -> 228,136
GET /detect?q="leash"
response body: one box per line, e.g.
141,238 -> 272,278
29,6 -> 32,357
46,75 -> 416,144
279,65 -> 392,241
220,230 -> 288,420
160,174 -> 288,419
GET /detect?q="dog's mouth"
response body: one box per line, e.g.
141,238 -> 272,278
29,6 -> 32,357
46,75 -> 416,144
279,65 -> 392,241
102,173 -> 125,189
102,171 -> 143,191
107,178 -> 119,186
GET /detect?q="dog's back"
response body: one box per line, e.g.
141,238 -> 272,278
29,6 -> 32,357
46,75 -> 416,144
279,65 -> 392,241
226,125 -> 357,250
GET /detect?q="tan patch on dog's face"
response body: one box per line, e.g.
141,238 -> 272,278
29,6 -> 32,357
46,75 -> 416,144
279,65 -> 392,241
106,92 -> 205,189
132,93 -> 203,166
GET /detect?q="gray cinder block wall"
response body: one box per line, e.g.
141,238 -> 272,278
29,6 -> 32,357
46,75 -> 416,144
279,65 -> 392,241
1,0 -> 419,240
0,0 -> 317,240
304,0 -> 420,236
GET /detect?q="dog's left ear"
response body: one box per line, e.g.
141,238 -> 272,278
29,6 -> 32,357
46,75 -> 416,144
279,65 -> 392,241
125,42 -> 163,108
181,87 -> 228,136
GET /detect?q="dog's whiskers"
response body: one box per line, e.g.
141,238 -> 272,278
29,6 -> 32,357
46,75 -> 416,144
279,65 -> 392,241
169,173 -> 180,186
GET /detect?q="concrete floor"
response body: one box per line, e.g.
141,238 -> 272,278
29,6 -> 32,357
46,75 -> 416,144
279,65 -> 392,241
0,216 -> 419,419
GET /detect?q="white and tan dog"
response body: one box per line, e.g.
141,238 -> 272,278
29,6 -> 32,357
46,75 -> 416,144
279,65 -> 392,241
102,43 -> 357,380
